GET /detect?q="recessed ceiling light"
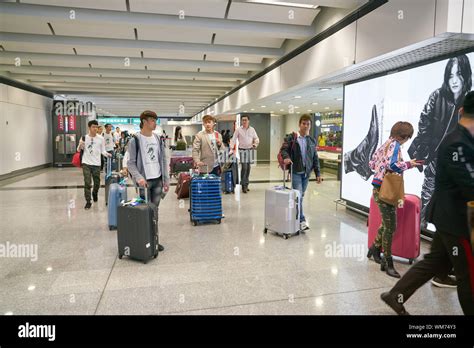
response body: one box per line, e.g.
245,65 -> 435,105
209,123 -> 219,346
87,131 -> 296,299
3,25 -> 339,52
324,107 -> 330,110
243,110 -> 248,112
296,112 -> 301,114
294,96 -> 302,99
335,98 -> 343,101
294,106 -> 300,109
280,109 -> 284,111
307,110 -> 312,112
261,105 -> 266,108
319,88 -> 331,91
251,108 -> 255,111
275,101 -> 282,104
312,102 -> 318,105
46,267 -> 53,272
28,285 -> 36,291
5,312 -> 13,315
270,110 -> 274,113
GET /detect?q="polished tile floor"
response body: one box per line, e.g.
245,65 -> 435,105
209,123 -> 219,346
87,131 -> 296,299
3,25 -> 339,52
0,164 -> 462,315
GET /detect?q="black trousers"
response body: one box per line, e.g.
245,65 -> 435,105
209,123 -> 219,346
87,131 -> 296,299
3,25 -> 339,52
389,230 -> 474,315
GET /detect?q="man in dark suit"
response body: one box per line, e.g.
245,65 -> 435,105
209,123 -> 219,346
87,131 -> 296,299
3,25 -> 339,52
381,91 -> 474,315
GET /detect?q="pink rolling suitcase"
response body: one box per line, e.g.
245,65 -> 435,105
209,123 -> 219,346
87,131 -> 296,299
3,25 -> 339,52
368,194 -> 421,264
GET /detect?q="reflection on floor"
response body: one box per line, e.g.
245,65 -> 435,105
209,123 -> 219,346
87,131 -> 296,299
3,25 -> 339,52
0,164 -> 462,315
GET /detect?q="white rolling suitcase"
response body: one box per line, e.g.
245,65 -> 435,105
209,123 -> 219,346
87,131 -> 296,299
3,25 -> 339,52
264,166 -> 301,239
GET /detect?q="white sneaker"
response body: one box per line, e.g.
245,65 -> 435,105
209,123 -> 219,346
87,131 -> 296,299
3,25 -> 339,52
300,221 -> 310,231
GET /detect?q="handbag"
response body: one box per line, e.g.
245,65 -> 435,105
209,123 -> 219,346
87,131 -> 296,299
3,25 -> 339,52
379,142 -> 405,207
72,151 -> 82,168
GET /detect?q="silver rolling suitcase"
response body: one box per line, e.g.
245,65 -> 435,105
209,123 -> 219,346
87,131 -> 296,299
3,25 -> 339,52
264,166 -> 301,239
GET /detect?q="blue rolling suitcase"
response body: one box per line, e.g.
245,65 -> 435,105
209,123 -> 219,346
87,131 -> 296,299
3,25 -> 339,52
108,179 -> 128,230
190,174 -> 223,226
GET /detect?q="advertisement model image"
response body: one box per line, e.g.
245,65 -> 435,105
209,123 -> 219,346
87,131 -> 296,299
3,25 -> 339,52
342,51 -> 474,235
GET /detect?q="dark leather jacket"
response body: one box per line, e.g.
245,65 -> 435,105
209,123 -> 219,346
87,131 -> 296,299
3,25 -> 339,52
408,88 -> 462,164
427,124 -> 474,237
280,133 -> 320,178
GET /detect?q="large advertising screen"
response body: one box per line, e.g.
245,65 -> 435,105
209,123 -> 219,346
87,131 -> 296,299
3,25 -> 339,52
342,51 -> 474,230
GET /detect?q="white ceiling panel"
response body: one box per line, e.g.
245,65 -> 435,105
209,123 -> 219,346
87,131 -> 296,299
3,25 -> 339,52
1,42 -> 76,56
51,21 -> 136,40
0,17 -> 51,35
205,52 -> 263,64
73,46 -> 143,58
214,32 -> 284,48
142,49 -> 203,61
20,0 -> 127,11
199,66 -> 251,74
138,25 -> 213,44
130,0 -> 227,18
228,2 -> 319,25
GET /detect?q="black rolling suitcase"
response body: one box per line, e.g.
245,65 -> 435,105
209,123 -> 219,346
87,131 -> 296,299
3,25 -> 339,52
117,188 -> 159,264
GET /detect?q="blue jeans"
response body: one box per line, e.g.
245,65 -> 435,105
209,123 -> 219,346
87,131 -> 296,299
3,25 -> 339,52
291,172 -> 309,222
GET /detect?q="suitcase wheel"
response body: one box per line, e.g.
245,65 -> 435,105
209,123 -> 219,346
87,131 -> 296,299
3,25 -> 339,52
143,260 -> 147,264
217,219 -> 221,224
154,254 -> 158,259
263,228 -> 267,234
283,234 -> 289,240
118,254 -> 123,259
192,220 -> 197,226
409,259 -> 414,265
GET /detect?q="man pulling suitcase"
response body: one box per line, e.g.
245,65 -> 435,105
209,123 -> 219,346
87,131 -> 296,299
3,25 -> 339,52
127,110 -> 170,253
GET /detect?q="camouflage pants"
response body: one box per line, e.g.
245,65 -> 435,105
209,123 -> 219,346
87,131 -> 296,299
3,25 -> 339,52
373,188 -> 396,257
83,164 -> 101,203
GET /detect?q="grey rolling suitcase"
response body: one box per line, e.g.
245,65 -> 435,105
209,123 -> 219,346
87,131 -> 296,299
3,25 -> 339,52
105,156 -> 120,206
117,188 -> 159,264
264,167 -> 301,239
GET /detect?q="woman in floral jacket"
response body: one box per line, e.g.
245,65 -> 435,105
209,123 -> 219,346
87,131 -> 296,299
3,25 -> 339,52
367,122 -> 420,278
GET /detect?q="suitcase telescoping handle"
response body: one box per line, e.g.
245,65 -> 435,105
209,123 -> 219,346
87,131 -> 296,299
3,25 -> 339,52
283,163 -> 293,189
136,185 -> 149,203
106,155 -> 112,179
197,163 -> 210,175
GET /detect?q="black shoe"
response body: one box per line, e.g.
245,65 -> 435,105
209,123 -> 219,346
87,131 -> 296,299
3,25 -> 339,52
367,243 -> 382,264
381,256 -> 401,278
84,202 -> 92,210
242,187 -> 248,193
431,276 -> 457,288
381,292 -> 410,315
158,244 -> 165,252
343,105 -> 379,180
93,193 -> 98,202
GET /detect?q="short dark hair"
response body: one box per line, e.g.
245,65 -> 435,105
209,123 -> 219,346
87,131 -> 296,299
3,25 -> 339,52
105,123 -> 112,128
88,120 -> 98,128
202,114 -> 215,123
241,115 -> 250,121
140,110 -> 157,126
299,114 -> 312,124
462,91 -> 474,118
390,121 -> 414,140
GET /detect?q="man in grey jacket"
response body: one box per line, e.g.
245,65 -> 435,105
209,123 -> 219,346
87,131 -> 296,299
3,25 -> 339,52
127,110 -> 170,252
